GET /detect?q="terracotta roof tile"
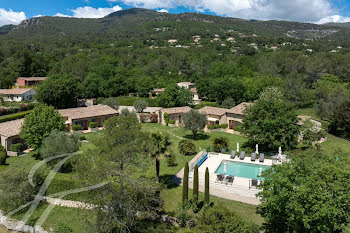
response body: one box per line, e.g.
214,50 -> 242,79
161,106 -> 191,114
58,105 -> 118,120
0,88 -> 33,95
227,102 -> 253,115
0,118 -> 24,138
199,106 -> 228,116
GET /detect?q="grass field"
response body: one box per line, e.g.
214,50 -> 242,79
297,108 -> 320,120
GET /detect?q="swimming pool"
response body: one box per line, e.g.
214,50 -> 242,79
215,160 -> 270,180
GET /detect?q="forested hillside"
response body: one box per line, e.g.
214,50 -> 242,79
0,8 -> 349,115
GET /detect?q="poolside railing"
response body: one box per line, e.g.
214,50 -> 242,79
188,150 -> 207,171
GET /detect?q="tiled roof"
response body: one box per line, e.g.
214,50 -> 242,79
152,88 -> 165,92
199,106 -> 228,116
0,118 -> 24,138
190,88 -> 198,94
0,88 -> 33,95
228,102 -> 253,115
161,106 -> 191,114
17,77 -> 47,81
58,105 -> 118,120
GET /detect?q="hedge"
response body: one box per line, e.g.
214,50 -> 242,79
98,96 -> 158,107
89,122 -> 98,128
9,143 -> 23,153
72,124 -> 82,131
0,111 -> 31,123
208,124 -> 228,130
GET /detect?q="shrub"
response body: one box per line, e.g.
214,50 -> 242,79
179,139 -> 197,156
213,136 -> 229,153
207,124 -> 228,130
79,135 -> 86,141
0,111 -> 31,123
0,145 -> 6,165
169,120 -> 176,124
89,122 -> 98,129
234,125 -> 243,132
9,143 -> 23,153
150,113 -> 158,123
72,124 -> 82,131
164,112 -> 169,123
102,97 -> 120,110
165,150 -> 177,167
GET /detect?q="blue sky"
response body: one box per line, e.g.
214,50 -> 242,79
0,0 -> 350,26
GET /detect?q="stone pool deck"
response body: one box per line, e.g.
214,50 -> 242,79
175,152 -> 274,206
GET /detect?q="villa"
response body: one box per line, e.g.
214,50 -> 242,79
0,118 -> 24,151
226,102 -> 253,130
0,88 -> 36,102
16,77 -> 47,87
150,88 -> 165,97
199,106 -> 228,129
59,105 -> 119,131
177,82 -> 201,104
160,106 -> 191,126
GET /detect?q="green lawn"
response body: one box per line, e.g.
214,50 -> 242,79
297,108 -> 320,120
321,134 -> 350,155
0,125 -> 260,232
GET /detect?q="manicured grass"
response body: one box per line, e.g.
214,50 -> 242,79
297,108 -> 320,120
321,134 -> 350,155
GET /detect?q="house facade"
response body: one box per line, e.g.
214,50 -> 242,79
0,119 -> 24,151
226,102 -> 253,130
16,77 -> 47,87
0,88 -> 36,102
58,105 -> 119,131
199,106 -> 228,129
160,106 -> 191,126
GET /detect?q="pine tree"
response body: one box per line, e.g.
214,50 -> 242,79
193,165 -> 199,204
182,162 -> 189,203
204,167 -> 210,204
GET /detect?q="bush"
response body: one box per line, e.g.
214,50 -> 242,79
234,125 -> 243,132
134,99 -> 148,113
213,136 -> 229,153
72,124 -> 82,131
89,122 -> 98,129
150,113 -> 158,123
9,143 -> 23,153
169,120 -> 176,124
165,150 -> 177,167
207,124 -> 228,130
179,139 -> 197,156
193,101 -> 220,110
0,111 -> 31,123
0,145 -> 6,165
79,135 -> 86,141
102,97 -> 120,110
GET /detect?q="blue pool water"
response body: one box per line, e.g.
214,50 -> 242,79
215,161 -> 270,180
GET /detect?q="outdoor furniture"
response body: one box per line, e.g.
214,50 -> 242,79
230,150 -> 236,159
251,179 -> 258,189
239,151 -> 245,160
259,153 -> 265,163
225,175 -> 234,185
215,174 -> 225,183
251,153 -> 256,161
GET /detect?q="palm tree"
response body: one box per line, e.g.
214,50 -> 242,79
151,132 -> 171,183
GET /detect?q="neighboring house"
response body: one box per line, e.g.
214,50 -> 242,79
0,118 -> 24,151
226,102 -> 253,130
160,106 -> 191,126
16,77 -> 47,87
199,106 -> 228,127
177,82 -> 195,89
150,88 -> 165,97
58,105 -> 119,131
0,88 -> 36,102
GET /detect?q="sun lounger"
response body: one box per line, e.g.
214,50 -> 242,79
239,151 -> 245,160
230,150 -> 236,159
225,175 -> 234,185
259,153 -> 264,163
215,174 -> 225,183
251,153 -> 256,161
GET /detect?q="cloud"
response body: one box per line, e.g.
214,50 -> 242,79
117,0 -> 336,22
316,15 -> 350,24
157,9 -> 168,13
55,5 -> 122,19
0,8 -> 26,26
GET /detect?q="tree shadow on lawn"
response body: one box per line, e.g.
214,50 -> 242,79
159,174 -> 181,189
183,133 -> 210,141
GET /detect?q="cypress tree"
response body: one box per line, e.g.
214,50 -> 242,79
182,162 -> 189,203
204,167 -> 210,204
193,165 -> 199,204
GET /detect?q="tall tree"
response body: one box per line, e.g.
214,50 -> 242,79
183,109 -> 207,138
329,101 -> 350,140
157,84 -> 193,108
204,167 -> 210,205
242,87 -> 299,152
20,103 -> 65,150
258,151 -> 350,233
151,132 -> 171,183
182,162 -> 189,204
36,74 -> 82,109
73,115 -> 159,232
193,164 -> 199,205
